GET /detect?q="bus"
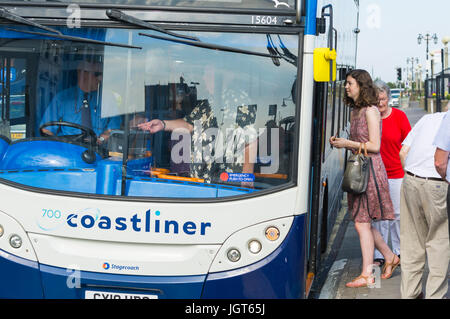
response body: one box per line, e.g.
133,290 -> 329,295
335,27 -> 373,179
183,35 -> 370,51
0,0 -> 359,299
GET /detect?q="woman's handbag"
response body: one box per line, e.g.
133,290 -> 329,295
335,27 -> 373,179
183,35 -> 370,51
342,143 -> 370,194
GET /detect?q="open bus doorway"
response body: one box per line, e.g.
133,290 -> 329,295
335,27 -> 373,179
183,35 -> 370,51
0,55 -> 31,141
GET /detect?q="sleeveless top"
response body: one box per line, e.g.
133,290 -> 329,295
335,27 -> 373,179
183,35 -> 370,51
347,106 -> 395,223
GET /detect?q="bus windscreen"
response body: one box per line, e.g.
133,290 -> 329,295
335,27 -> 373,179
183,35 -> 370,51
0,26 -> 298,199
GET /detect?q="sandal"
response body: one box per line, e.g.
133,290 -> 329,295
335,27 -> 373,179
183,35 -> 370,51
381,255 -> 400,280
345,274 -> 374,288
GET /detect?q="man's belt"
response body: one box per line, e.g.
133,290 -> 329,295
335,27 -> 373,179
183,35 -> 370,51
406,171 -> 443,182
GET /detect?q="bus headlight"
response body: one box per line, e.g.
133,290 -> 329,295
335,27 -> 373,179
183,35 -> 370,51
248,239 -> 262,254
227,248 -> 241,262
9,234 -> 22,249
209,216 -> 293,273
0,210 -> 36,261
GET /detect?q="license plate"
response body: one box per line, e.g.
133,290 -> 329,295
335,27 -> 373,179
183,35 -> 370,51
84,290 -> 158,299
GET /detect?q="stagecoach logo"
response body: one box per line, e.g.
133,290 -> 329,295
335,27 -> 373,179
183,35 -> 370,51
102,262 -> 140,272
37,208 -> 212,236
272,0 -> 291,8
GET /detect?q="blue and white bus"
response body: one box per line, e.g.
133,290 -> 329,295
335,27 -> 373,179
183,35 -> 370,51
0,0 -> 358,299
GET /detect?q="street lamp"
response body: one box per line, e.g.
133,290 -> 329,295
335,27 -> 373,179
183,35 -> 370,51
418,33 -> 438,110
418,33 -> 438,79
416,64 -> 422,93
407,57 -> 419,91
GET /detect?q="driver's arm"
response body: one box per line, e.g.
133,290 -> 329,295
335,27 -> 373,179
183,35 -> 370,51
98,115 -> 122,144
41,128 -> 54,136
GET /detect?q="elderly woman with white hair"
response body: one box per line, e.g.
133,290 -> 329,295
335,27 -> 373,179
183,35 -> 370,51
372,80 -> 411,269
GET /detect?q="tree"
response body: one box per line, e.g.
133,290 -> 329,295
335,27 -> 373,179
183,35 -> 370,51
387,82 -> 396,89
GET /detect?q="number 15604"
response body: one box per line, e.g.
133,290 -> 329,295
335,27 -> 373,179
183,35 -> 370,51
251,16 -> 278,25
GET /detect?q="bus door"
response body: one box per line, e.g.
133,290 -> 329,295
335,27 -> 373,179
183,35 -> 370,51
0,55 -> 31,141
307,3 -> 338,290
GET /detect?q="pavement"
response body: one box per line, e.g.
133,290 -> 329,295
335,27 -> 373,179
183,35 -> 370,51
314,102 -> 450,299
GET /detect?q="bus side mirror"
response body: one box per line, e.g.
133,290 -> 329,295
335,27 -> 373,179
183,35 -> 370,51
313,48 -> 337,82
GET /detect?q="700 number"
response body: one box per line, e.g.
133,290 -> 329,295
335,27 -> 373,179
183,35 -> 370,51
42,208 -> 62,219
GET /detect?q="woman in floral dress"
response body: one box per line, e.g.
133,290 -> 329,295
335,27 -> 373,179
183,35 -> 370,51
138,95 -> 257,185
329,69 -> 400,287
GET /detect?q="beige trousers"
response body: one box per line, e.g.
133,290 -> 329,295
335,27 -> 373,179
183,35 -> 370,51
400,174 -> 449,299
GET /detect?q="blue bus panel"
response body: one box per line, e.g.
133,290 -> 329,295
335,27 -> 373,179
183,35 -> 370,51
0,215 -> 306,299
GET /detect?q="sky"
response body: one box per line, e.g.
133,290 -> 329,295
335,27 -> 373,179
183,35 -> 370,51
356,0 -> 450,84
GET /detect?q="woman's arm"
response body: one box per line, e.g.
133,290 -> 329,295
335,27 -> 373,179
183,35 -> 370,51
138,118 -> 193,134
329,107 -> 381,153
164,119 -> 194,133
363,106 -> 381,153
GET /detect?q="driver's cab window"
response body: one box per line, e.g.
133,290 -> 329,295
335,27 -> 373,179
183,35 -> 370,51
0,27 -> 298,199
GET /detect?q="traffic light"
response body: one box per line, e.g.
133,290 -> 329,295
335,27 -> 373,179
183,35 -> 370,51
396,68 -> 402,81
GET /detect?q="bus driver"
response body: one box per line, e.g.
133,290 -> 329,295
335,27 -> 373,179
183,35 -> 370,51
39,60 -> 121,144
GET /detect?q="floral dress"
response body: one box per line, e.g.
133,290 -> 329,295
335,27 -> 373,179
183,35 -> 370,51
183,90 -> 257,183
347,106 -> 395,223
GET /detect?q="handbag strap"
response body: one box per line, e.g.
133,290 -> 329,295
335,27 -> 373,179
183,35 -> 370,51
362,142 -> 368,156
357,142 -> 369,156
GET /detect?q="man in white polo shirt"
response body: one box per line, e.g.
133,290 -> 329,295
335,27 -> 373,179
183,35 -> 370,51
399,110 -> 449,299
433,109 -> 450,240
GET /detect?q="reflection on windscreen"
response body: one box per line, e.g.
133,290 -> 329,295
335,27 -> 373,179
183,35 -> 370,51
17,0 -> 296,9
0,27 -> 298,199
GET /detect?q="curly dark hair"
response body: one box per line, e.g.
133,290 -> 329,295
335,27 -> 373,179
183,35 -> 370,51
344,69 -> 378,108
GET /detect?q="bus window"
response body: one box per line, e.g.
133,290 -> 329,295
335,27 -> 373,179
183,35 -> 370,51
0,27 -> 298,199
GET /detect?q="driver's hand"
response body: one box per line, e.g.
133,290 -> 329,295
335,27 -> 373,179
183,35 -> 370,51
97,130 -> 112,145
138,119 -> 164,133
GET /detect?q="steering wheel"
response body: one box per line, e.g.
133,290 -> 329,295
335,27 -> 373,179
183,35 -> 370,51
40,121 -> 97,144
40,121 -> 101,163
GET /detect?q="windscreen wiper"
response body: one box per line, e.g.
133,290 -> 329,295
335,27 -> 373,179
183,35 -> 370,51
106,9 -> 200,42
0,7 -> 141,49
139,33 -> 282,59
107,9 -> 283,59
0,7 -> 61,35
